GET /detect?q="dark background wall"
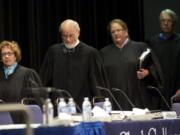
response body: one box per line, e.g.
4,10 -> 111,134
0,0 -> 179,73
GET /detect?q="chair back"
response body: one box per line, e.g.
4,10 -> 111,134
171,95 -> 180,117
21,98 -> 38,105
0,112 -> 13,125
171,103 -> 180,117
0,99 -> 13,125
26,105 -> 43,124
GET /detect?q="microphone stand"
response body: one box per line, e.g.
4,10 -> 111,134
112,88 -> 135,108
27,87 -> 82,112
96,86 -> 127,119
147,86 -> 171,110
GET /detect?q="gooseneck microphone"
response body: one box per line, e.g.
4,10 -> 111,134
147,86 -> 171,110
43,87 -> 81,113
55,89 -> 72,99
112,88 -> 135,108
96,86 -> 123,111
27,87 -> 81,112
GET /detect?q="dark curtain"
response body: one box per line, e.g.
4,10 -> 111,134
0,0 -> 144,72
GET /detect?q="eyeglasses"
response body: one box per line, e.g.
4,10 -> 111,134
1,52 -> 15,57
61,34 -> 76,39
111,29 -> 124,35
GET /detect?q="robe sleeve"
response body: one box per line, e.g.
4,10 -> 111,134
140,43 -> 164,90
148,50 -> 164,89
175,52 -> 180,91
39,48 -> 54,86
25,69 -> 42,88
21,68 -> 43,105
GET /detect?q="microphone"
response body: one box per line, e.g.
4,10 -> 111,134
25,87 -> 54,105
55,89 -> 72,98
96,86 -> 123,111
28,87 -> 81,112
37,87 -> 82,113
139,48 -> 151,69
147,86 -> 171,110
112,88 -> 136,108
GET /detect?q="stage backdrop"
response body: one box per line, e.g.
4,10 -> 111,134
0,0 -> 145,72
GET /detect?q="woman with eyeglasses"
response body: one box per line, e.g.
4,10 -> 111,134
0,40 -> 42,123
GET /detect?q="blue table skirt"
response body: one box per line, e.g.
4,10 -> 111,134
104,119 -> 180,135
0,122 -> 106,135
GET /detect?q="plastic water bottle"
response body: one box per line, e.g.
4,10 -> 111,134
103,98 -> 112,114
58,98 -> 68,117
82,97 -> 92,121
67,98 -> 77,114
43,98 -> 54,124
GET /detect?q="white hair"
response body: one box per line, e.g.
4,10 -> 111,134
59,19 -> 80,32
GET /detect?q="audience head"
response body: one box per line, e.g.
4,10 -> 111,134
108,19 -> 129,46
0,40 -> 21,67
159,9 -> 178,34
59,19 -> 80,46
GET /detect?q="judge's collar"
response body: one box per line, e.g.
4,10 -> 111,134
115,38 -> 129,48
3,62 -> 17,78
159,32 -> 175,40
4,62 -> 17,70
64,39 -> 80,49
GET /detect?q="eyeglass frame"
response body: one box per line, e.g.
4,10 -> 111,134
1,52 -> 15,57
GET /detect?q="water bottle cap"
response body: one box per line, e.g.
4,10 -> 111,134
69,98 -> 73,101
84,97 -> 89,100
60,98 -> 65,101
46,98 -> 51,102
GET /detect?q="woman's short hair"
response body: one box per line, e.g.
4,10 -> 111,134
0,40 -> 21,62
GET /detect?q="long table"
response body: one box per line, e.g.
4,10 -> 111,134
0,119 -> 180,135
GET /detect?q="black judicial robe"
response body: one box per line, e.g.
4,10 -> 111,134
100,40 -> 163,110
147,33 -> 180,106
40,42 -> 107,110
0,65 -> 42,123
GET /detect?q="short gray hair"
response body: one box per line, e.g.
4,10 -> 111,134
59,19 -> 80,32
160,9 -> 178,25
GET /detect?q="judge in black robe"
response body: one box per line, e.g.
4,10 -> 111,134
100,19 -> 163,110
0,65 -> 42,103
40,19 -> 107,113
147,9 -> 180,106
0,40 -> 42,123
